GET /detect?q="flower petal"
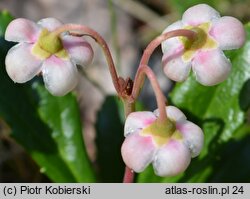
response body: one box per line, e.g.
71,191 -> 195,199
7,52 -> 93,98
177,121 -> 204,157
192,49 -> 231,86
121,132 -> 156,172
5,43 -> 42,83
42,56 -> 79,96
124,111 -> 156,137
154,106 -> 187,123
62,35 -> 93,67
153,140 -> 191,176
161,20 -> 183,53
162,45 -> 191,82
210,16 -> 246,50
5,18 -> 40,43
37,18 -> 63,31
182,4 -> 220,26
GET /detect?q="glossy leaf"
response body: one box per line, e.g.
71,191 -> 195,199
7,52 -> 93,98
34,83 -> 96,182
95,96 -> 125,182
137,24 -> 250,182
0,43 -> 75,182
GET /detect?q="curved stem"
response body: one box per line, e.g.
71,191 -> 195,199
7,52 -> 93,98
132,29 -> 196,100
140,29 -> 196,66
123,30 -> 195,182
122,65 -> 167,183
139,65 -> 167,121
55,25 -> 135,182
54,24 -> 121,94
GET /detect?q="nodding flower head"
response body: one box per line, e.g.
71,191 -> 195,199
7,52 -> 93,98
5,18 -> 93,96
161,4 -> 246,86
121,106 -> 204,177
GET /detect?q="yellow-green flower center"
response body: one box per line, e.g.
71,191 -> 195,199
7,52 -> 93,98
140,118 -> 183,147
32,28 -> 68,59
179,22 -> 217,61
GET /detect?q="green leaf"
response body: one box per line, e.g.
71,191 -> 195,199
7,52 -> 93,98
95,96 -> 125,182
0,10 -> 13,36
0,12 -> 95,182
34,83 -> 96,182
137,24 -> 250,182
95,95 -> 144,182
0,52 -> 75,181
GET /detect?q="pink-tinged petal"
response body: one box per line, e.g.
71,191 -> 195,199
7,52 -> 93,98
161,20 -> 183,53
42,56 -> 79,96
37,18 -> 63,31
5,18 -> 40,43
124,111 -> 156,137
182,4 -> 220,26
177,121 -> 204,157
121,132 -> 156,172
153,140 -> 191,176
62,35 -> 93,67
154,106 -> 187,123
210,16 -> 246,50
5,43 -> 42,83
192,49 -> 231,86
162,46 -> 191,82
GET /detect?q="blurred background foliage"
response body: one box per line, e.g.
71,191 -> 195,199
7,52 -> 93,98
0,0 -> 249,182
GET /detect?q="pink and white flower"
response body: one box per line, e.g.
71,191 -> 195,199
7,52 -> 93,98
5,18 -> 93,96
121,106 -> 203,177
161,4 -> 246,86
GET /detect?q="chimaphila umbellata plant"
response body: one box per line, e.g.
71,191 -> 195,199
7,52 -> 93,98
4,4 -> 246,182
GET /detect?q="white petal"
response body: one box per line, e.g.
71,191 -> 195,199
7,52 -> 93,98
37,18 -> 63,31
161,20 -> 183,53
192,49 -> 231,86
5,43 -> 42,83
182,4 -> 220,26
121,132 -> 156,173
5,18 -> 40,43
153,140 -> 191,177
162,46 -> 191,82
124,111 -> 156,137
154,106 -> 187,122
177,121 -> 204,157
62,35 -> 93,67
210,16 -> 246,50
42,56 -> 79,96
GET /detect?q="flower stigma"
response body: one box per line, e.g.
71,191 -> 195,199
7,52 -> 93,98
140,118 -> 182,147
32,28 -> 68,59
179,22 -> 217,61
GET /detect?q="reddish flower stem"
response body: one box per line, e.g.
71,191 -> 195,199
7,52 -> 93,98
54,24 -> 121,94
140,29 -> 196,66
132,29 -> 196,101
123,167 -> 134,183
54,25 -> 196,183
122,65 -> 167,183
140,65 -> 167,121
122,30 -> 196,182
